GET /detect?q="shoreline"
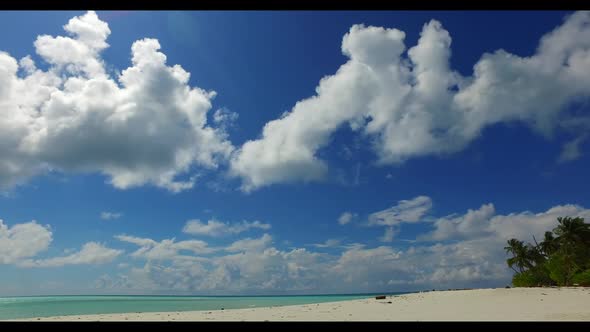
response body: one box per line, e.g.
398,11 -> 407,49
7,287 -> 590,321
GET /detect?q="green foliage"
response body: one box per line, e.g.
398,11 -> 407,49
526,244 -> 545,266
504,239 -> 546,274
505,216 -> 590,287
546,254 -> 573,286
512,271 -> 537,287
512,268 -> 553,287
572,269 -> 590,286
540,231 -> 558,257
555,217 -> 590,247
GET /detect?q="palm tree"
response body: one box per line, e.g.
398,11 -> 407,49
505,216 -> 590,287
554,217 -> 590,247
552,217 -> 590,285
540,231 -> 559,257
525,243 -> 545,266
505,239 -> 532,273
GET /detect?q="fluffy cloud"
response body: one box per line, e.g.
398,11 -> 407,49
379,227 -> 396,242
230,11 -> 590,191
0,11 -> 233,192
212,108 -> 239,135
94,274 -> 132,290
369,196 -> 433,242
225,233 -> 273,253
97,199 -> 590,294
100,211 -> 122,220
369,195 -> 433,226
5,11 -> 589,193
0,219 -> 52,264
420,203 -> 590,243
182,219 -> 270,237
558,134 -> 588,163
419,203 -> 496,241
115,234 -> 216,261
330,245 -> 403,286
310,239 -> 342,248
1,217 -> 124,268
19,242 -> 123,268
114,235 -> 157,247
337,211 -> 356,225
100,246 -> 330,294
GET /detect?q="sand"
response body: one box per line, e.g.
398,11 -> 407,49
10,287 -> 590,321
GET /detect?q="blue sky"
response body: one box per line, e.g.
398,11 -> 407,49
0,11 -> 589,296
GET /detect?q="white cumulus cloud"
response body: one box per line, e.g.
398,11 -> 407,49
558,134 -> 588,163
19,242 -> 122,267
115,234 -> 216,261
379,227 -> 396,243
310,239 -> 342,248
230,11 -> 590,191
182,219 -> 270,237
337,212 -> 356,225
0,219 -> 52,264
369,195 -> 433,226
95,201 -> 590,294
420,203 -> 590,243
225,233 -> 273,253
0,11 -> 233,192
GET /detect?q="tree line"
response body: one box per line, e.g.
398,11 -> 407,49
505,216 -> 590,287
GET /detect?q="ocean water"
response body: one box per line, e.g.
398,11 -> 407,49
0,293 -> 404,320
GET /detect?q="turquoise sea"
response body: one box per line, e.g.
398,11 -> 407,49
0,293 -> 408,320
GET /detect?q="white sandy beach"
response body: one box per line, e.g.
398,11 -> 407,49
12,287 -> 590,321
